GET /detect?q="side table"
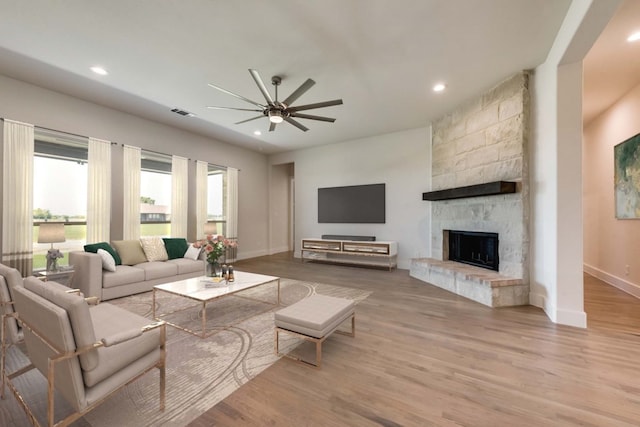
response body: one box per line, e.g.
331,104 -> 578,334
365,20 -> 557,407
33,267 -> 75,287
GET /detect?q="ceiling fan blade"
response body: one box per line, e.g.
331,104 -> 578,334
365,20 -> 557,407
269,122 -> 277,132
282,78 -> 315,106
207,83 -> 265,108
248,69 -> 275,106
288,99 -> 343,112
289,112 -> 336,123
284,116 -> 309,132
234,115 -> 264,125
206,106 -> 263,112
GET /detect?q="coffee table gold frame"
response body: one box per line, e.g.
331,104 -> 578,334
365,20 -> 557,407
152,272 -> 280,338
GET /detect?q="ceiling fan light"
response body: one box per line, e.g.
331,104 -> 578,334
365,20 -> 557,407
269,110 -> 284,123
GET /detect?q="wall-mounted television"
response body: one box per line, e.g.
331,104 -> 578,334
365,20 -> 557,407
318,183 -> 385,223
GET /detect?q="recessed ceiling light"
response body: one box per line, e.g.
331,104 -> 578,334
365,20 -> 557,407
254,130 -> 262,136
90,66 -> 108,75
433,83 -> 446,92
627,32 -> 640,42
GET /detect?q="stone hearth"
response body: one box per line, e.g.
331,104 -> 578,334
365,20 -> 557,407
410,258 -> 528,307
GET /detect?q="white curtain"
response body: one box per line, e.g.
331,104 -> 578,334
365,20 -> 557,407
87,137 -> 111,243
226,166 -> 238,237
196,160 -> 208,238
226,167 -> 238,262
2,119 -> 34,275
171,155 -> 188,237
123,145 -> 141,240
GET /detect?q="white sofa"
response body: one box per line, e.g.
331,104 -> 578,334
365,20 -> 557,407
69,238 -> 204,301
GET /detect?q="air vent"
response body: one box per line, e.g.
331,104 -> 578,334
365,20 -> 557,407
171,108 -> 195,117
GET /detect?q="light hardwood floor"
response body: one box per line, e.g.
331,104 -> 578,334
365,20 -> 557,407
188,253 -> 640,427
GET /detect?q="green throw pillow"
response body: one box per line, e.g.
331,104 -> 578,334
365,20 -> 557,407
84,242 -> 122,265
162,238 -> 189,260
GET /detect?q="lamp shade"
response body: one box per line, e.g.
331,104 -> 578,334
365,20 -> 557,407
37,223 -> 66,244
203,222 -> 217,235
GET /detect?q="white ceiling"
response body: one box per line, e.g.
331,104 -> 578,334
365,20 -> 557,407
0,0 -> 633,155
584,0 -> 640,126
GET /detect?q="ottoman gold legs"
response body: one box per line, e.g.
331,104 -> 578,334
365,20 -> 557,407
274,314 -> 355,368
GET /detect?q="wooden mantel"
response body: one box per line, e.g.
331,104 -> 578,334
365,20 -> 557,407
422,181 -> 516,201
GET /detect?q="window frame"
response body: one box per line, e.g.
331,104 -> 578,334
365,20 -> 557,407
139,149 -> 173,237
33,128 -> 89,269
207,164 -> 228,236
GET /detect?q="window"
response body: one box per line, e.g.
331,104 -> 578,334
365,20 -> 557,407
33,129 -> 88,269
207,165 -> 227,235
140,150 -> 172,237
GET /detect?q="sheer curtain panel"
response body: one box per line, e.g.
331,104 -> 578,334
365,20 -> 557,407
87,137 -> 111,243
2,119 -> 34,275
171,155 -> 188,237
123,145 -> 141,240
226,167 -> 238,259
196,160 -> 208,238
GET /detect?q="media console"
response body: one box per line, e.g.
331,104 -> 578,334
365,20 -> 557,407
301,238 -> 397,271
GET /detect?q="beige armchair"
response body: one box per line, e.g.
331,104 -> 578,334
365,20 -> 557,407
0,263 -> 24,345
1,276 -> 166,427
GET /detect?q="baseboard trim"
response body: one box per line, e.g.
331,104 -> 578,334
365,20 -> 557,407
269,246 -> 290,255
530,292 -> 586,328
554,307 -> 587,328
529,292 -> 545,309
584,263 -> 640,300
237,249 -> 270,261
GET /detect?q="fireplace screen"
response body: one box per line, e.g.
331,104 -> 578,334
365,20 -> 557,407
448,230 -> 499,271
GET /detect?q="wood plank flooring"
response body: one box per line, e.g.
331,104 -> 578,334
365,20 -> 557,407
188,253 -> 640,426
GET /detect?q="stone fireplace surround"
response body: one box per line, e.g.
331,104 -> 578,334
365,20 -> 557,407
410,72 -> 530,308
410,191 -> 529,308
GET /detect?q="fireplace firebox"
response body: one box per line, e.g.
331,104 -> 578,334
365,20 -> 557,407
447,230 -> 499,271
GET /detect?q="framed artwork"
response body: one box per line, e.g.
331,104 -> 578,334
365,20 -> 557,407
614,132 -> 640,219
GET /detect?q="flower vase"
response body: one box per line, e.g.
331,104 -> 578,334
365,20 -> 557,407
205,261 -> 222,277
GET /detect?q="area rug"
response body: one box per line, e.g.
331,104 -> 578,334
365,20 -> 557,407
0,278 -> 370,427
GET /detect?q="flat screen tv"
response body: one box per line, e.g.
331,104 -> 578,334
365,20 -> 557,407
318,183 -> 385,223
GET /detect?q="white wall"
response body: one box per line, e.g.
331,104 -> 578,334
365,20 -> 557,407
584,81 -> 640,297
269,127 -> 431,269
530,0 -> 620,327
0,73 -> 270,260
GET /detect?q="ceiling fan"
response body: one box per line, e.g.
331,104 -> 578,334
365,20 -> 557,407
206,69 -> 343,132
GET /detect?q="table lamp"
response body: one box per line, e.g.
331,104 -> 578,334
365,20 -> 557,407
38,223 -> 65,271
203,222 -> 217,236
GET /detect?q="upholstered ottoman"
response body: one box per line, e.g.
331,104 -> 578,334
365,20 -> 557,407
274,294 -> 355,368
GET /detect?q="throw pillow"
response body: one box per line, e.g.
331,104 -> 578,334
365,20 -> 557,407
140,236 -> 169,262
97,249 -> 116,272
162,237 -> 189,260
111,240 -> 148,265
84,242 -> 122,265
183,244 -> 202,260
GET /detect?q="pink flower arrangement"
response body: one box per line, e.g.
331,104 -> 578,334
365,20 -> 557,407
194,234 -> 237,264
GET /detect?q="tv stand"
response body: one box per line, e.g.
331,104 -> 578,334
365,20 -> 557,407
301,238 -> 397,271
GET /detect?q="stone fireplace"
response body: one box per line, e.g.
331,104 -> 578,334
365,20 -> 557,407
410,72 -> 530,307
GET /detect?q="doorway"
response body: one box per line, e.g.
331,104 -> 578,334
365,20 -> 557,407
270,162 -> 295,254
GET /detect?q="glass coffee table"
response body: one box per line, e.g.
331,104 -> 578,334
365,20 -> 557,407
152,271 -> 280,338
